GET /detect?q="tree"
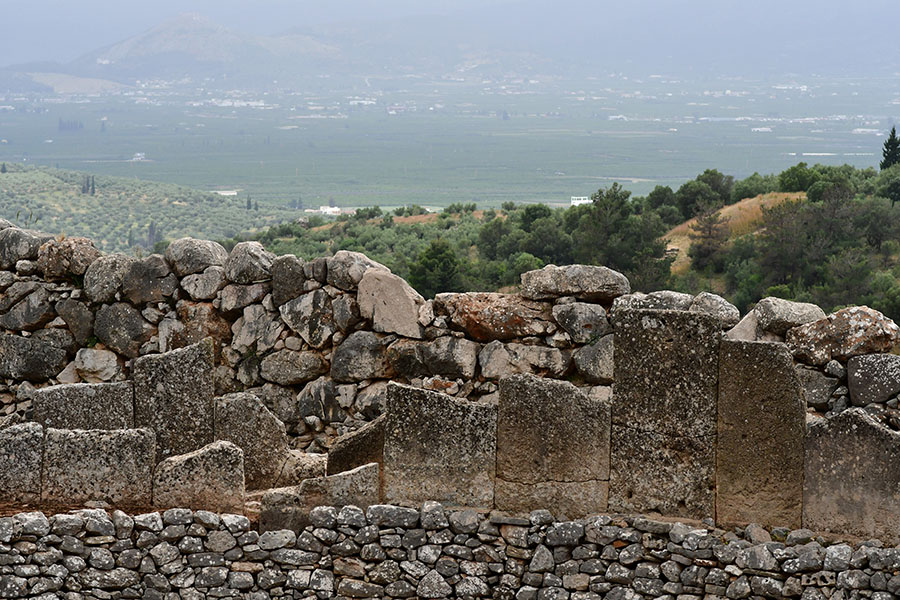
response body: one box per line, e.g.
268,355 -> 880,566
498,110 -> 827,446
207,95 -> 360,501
876,164 -> 900,207
0,163 -> 6,174
882,126 -> 900,170
408,239 -> 461,298
778,162 -> 820,192
695,169 -> 734,205
90,175 -> 95,196
688,204 -> 730,271
675,180 -> 719,219
246,196 -> 252,210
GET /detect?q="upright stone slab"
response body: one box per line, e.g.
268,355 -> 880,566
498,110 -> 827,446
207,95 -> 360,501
133,338 -> 215,463
153,441 -> 245,513
0,423 -> 42,504
609,309 -> 720,520
804,409 -> 900,542
717,340 -> 805,528
327,415 -> 385,476
383,383 -> 497,507
42,428 -> 155,506
32,382 -> 134,430
496,374 -> 609,517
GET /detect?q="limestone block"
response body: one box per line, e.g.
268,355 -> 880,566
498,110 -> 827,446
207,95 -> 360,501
164,237 -> 228,277
325,250 -> 388,291
94,303 -> 154,358
804,408 -> 900,542
327,415 -> 385,476
37,236 -> 100,279
478,341 -> 571,379
279,289 -> 336,348
689,292 -> 740,328
551,302 -> 611,344
495,375 -> 609,517
609,309 -> 720,520
133,338 -> 215,463
0,332 -> 68,382
271,254 -> 306,306
383,383 -> 496,507
358,269 -> 425,338
0,423 -> 42,504
42,428 -> 155,506
259,463 -> 380,531
755,297 -> 826,336
181,266 -> 226,301
214,392 -> 291,490
276,450 -> 327,487
795,366 -> 839,412
152,440 -> 245,512
0,285 -> 55,331
520,264 -> 630,302
224,241 -> 275,284
612,290 -> 694,312
0,227 -> 43,269
331,331 -> 393,382
847,353 -> 900,406
32,381 -> 134,430
217,283 -> 268,314
259,349 -> 328,386
386,337 -> 480,380
717,340 -> 805,528
572,334 -> 614,384
83,253 -> 135,304
787,306 -> 900,366
433,292 -> 555,342
73,348 -> 121,383
122,254 -> 178,304
725,310 -> 760,341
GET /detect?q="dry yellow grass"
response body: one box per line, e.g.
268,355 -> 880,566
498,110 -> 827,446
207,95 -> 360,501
667,192 -> 805,275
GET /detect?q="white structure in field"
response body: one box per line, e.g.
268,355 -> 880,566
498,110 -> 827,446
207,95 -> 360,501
319,206 -> 341,216
570,196 -> 591,206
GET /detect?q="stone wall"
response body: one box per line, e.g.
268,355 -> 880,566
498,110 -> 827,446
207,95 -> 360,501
2,504 -> 899,600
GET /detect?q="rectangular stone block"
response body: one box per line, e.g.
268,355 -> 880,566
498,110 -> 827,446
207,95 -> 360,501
804,408 -> 900,543
609,309 -> 720,520
383,383 -> 496,508
42,428 -> 155,507
327,414 -> 384,476
153,440 -> 245,513
495,374 -> 609,517
0,423 -> 42,504
717,340 -> 805,528
133,338 -> 215,462
33,382 -> 134,430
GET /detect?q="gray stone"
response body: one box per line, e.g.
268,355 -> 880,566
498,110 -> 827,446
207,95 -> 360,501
279,289 -> 336,348
271,254 -> 307,306
725,310 -> 760,342
478,341 -> 571,379
0,227 -> 43,269
122,254 -> 178,304
259,349 -> 328,386
231,304 -> 283,353
331,331 -> 393,382
214,392 -> 291,489
181,266 -> 226,300
383,383 -> 497,507
326,250 -> 388,291
520,264 -> 630,302
327,415 -> 385,475
295,375 -> 346,423
848,353 -> 900,406
358,269 -> 425,338
612,290 -> 694,312
152,440 -> 244,512
0,285 -> 54,331
754,297 -> 826,336
417,569 -> 453,598
83,253 -> 135,304
55,298 -> 94,345
495,375 -> 609,517
796,366 -> 840,412
0,423 -> 42,504
717,341 -> 805,528
787,306 -> 900,365
434,292 -> 555,342
133,338 -> 215,462
689,292 -> 740,328
259,463 -> 380,531
42,428 -> 155,506
165,237 -> 228,277
94,303 -> 154,358
386,336 -> 480,380
217,283 -> 268,314
0,332 -> 68,381
367,505 -> 420,528
552,302 -> 611,344
32,381 -> 133,429
572,334 -> 614,384
804,408 -> 900,542
224,241 -> 275,283
71,347 -> 120,383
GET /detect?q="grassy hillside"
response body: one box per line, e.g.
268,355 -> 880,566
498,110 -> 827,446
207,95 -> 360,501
0,164 -> 299,252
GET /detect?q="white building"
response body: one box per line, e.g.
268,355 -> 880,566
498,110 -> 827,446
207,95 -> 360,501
570,196 -> 591,206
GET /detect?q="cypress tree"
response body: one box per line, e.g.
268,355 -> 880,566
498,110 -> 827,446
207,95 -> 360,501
881,126 -> 900,170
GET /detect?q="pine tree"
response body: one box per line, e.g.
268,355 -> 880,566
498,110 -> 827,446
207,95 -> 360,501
246,196 -> 252,210
688,203 -> 730,271
0,163 -> 6,174
90,176 -> 95,195
881,126 -> 900,170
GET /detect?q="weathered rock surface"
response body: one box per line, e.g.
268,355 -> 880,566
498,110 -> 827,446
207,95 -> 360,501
383,383 -> 496,507
327,415 -> 385,476
478,341 -> 571,378
122,254 -> 178,304
217,283 -> 268,314
165,237 -> 228,277
796,366 -> 839,412
804,409 -> 900,542
224,241 -> 275,284
295,376 -> 346,424
0,284 -> 54,330
755,296 -> 826,336
271,254 -> 306,306
153,440 -> 244,512
847,353 -> 900,406
214,392 -> 291,490
0,228 -> 45,269
787,306 -> 900,365
551,302 -> 611,343
231,303 -> 282,353
358,269 -> 425,338
279,289 -> 335,348
725,310 -> 760,341
259,350 -> 328,386
0,332 -> 68,381
73,347 -> 121,382
434,292 -> 554,342
55,298 -> 94,345
496,375 -> 609,516
0,423 -> 42,504
612,290 -> 694,312
37,236 -> 100,279
94,303 -> 154,358
326,250 -> 388,291
33,381 -> 133,430
386,337 -> 479,379
133,338 -> 215,462
689,291 -> 740,327
42,428 -> 155,506
331,331 -> 392,382
180,266 -> 226,300
717,340 -> 805,528
83,253 -> 135,303
572,333 -> 614,384
520,264 -> 630,302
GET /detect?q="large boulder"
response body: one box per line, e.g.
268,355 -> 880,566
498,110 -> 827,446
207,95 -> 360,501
848,353 -> 900,406
0,285 -> 55,331
259,350 -> 328,386
72,348 -> 121,383
520,264 -> 630,302
358,270 -> 425,339
478,341 -> 571,379
386,337 -> 480,380
296,376 -> 346,423
271,254 -> 307,306
279,289 -> 336,348
612,290 -> 694,312
434,292 -> 555,342
331,331 -> 393,383
0,332 -> 68,381
786,306 -> 900,366
32,381 -> 133,430
231,304 -> 283,354
94,303 -> 154,358
224,241 -> 275,284
217,283 -> 268,314
122,254 -> 178,304
755,297 -> 826,336
326,250 -> 388,291
689,292 -> 740,328
36,236 -> 101,279
572,334 -> 614,384
551,302 -> 611,344
0,423 -> 43,504
83,254 -> 136,304
181,266 -> 226,300
55,299 -> 94,345
164,237 -> 228,277
152,440 -> 245,512
0,228 -> 44,269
